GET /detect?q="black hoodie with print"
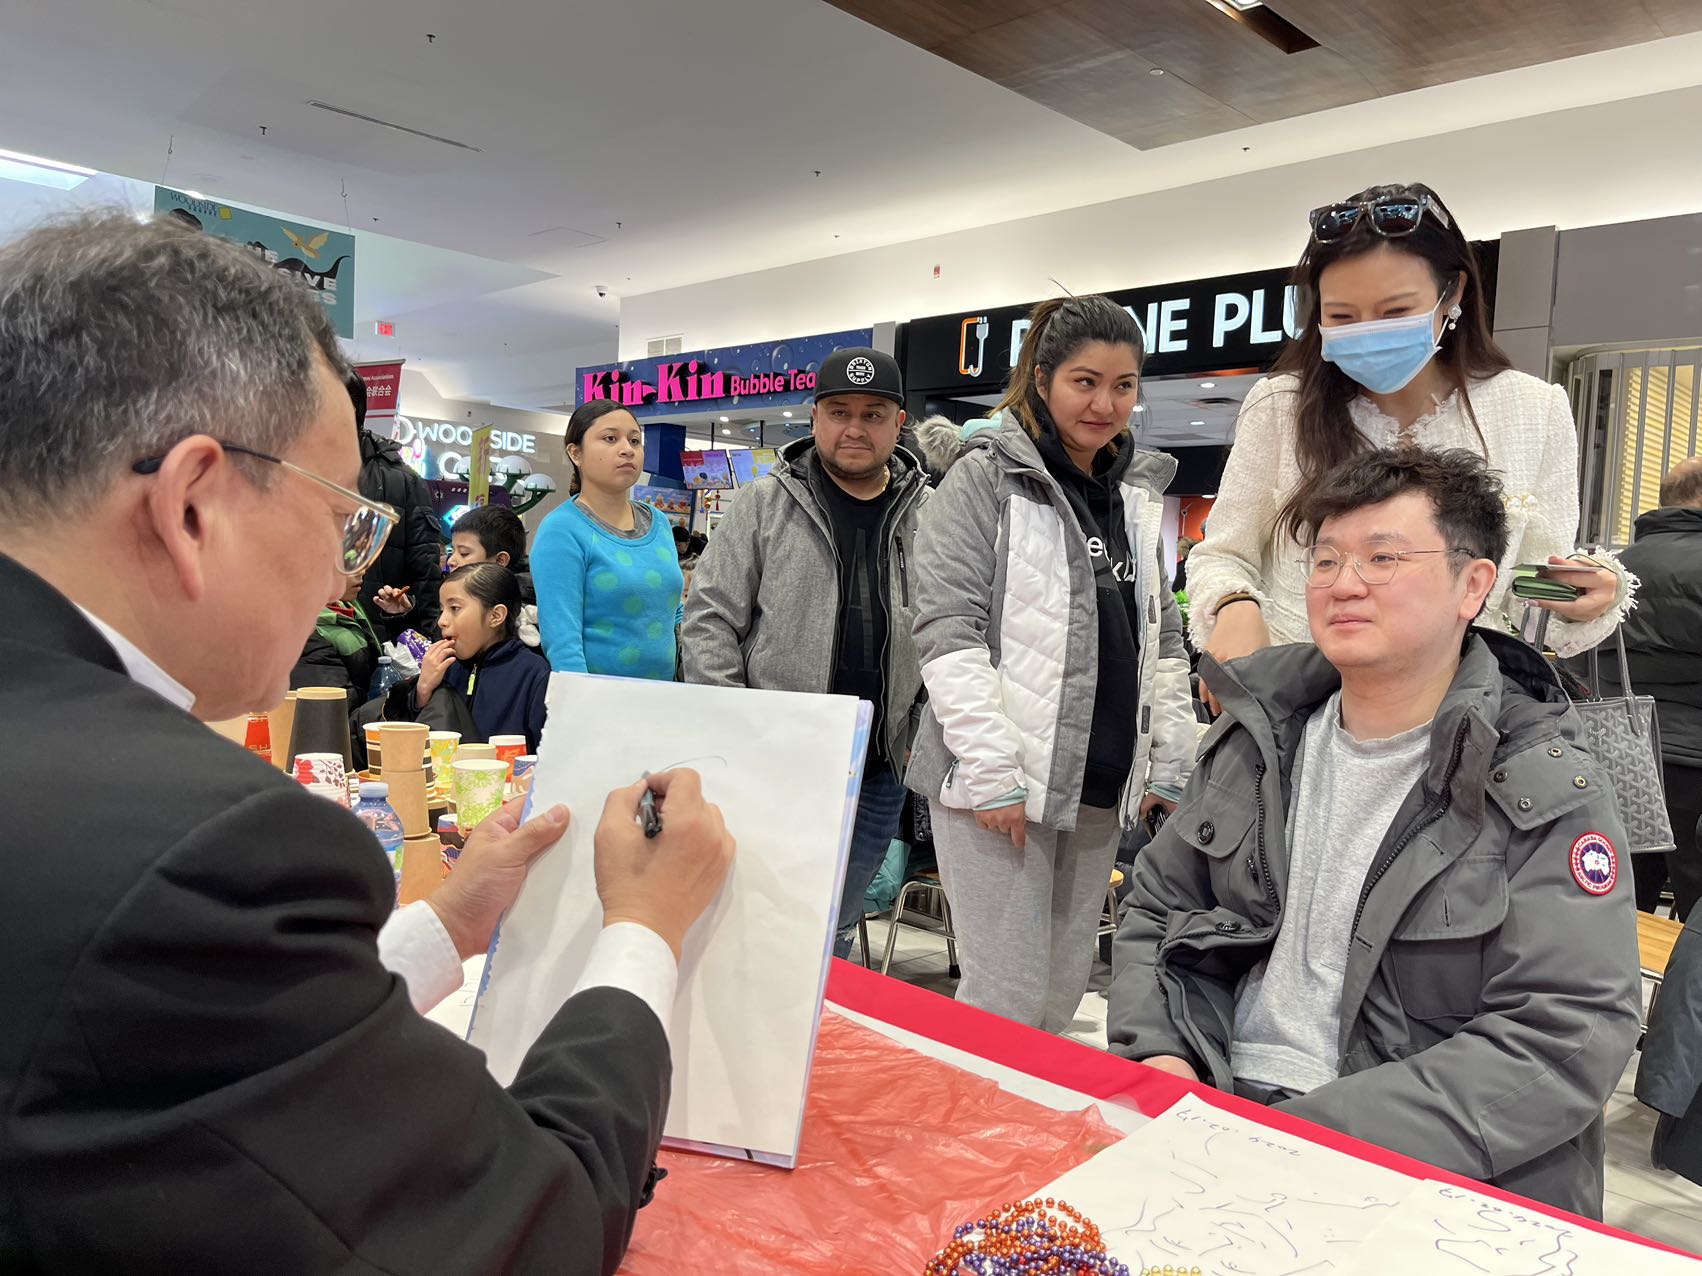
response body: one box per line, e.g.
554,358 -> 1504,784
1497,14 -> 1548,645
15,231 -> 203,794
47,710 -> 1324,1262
1033,416 -> 1142,808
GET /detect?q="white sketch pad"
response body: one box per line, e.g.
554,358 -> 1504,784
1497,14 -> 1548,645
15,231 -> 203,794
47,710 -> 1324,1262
1351,1180 -> 1701,1275
1031,1093 -> 1414,1275
467,674 -> 868,1168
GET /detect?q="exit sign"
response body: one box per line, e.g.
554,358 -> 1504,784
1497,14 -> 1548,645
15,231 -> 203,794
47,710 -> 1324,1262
374,320 -> 395,338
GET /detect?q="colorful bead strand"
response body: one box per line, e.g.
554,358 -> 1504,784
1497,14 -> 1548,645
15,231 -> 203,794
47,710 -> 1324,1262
924,1197 -> 1132,1275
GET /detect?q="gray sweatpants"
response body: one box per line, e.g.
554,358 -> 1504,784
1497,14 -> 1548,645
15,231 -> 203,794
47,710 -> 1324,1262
929,800 -> 1122,1033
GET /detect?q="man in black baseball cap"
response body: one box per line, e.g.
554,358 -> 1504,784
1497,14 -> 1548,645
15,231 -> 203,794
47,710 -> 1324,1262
683,347 -> 929,959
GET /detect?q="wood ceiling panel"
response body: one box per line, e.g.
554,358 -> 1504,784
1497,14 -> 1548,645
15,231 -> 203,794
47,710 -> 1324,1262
824,0 -> 1055,49
1066,0 -> 1377,122
1264,0 -> 1689,95
947,8 -> 1254,144
823,0 -> 1702,150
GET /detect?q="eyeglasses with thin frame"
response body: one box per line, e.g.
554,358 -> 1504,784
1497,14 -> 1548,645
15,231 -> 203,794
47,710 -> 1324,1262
131,440 -> 398,577
1308,192 -> 1452,245
1306,542 -> 1472,589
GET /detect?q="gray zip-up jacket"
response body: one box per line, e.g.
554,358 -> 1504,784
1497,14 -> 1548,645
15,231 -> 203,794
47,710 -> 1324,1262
905,417 -> 1196,831
1109,630 -> 1641,1218
680,438 -> 928,768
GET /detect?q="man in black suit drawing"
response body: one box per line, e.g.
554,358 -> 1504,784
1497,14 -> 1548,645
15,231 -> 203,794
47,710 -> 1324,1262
0,212 -> 734,1274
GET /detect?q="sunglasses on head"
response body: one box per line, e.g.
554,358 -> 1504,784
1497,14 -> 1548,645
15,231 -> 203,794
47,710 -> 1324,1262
1308,192 -> 1452,244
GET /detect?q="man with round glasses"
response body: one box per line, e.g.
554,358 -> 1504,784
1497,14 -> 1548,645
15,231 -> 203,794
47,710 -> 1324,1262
0,214 -> 733,1272
1108,447 -> 1639,1219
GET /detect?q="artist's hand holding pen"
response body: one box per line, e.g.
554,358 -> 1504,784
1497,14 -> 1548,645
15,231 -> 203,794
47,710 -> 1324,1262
596,769 -> 736,961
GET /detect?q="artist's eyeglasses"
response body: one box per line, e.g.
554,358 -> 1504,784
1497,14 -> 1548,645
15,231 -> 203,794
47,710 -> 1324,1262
1308,192 -> 1452,244
132,440 -> 397,576
1306,542 -> 1471,588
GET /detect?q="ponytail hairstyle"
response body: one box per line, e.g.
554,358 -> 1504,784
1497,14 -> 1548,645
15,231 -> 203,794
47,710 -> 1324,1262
444,562 -> 521,641
994,294 -> 1146,440
1273,182 -> 1509,512
564,398 -> 629,496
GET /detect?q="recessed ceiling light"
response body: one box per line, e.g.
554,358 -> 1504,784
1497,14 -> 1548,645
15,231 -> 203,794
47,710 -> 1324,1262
1199,381 -> 1216,389
1132,404 -> 1145,413
1149,68 -> 1165,76
0,147 -> 95,192
718,415 -> 730,423
1221,0 -> 1263,9
721,428 -> 732,435
782,410 -> 793,418
1191,420 -> 1206,426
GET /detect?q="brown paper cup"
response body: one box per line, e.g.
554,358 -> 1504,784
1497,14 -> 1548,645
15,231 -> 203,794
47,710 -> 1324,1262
376,722 -> 429,772
384,767 -> 433,838
399,833 -> 444,907
267,692 -> 297,771
456,743 -> 498,763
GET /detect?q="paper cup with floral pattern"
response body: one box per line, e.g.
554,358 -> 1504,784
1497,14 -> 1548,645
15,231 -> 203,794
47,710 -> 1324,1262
428,731 -> 462,789
452,759 -> 509,835
294,752 -> 347,793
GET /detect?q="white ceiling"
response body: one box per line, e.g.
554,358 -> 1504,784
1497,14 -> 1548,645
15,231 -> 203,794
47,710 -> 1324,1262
4,1 -> 1702,412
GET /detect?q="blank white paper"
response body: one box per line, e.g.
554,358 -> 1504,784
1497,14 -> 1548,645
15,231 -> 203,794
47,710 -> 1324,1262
1030,1093 -> 1414,1275
467,673 -> 867,1166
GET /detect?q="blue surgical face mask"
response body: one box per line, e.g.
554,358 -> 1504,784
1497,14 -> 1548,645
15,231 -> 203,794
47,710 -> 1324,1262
1318,295 -> 1447,394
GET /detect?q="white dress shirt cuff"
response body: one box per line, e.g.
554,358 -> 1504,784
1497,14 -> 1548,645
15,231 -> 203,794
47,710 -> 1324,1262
571,922 -> 679,1039
378,900 -> 466,1014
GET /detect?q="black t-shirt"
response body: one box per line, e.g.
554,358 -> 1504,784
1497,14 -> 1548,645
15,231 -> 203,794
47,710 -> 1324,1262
1034,426 -> 1141,809
815,461 -> 894,770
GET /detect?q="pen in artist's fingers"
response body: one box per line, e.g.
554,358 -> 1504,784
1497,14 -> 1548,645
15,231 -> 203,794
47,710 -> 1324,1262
638,771 -> 663,839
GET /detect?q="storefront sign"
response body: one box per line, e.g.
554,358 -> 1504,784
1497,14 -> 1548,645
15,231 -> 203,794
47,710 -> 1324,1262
577,328 -> 874,418
389,415 -> 541,482
903,268 -> 1298,394
903,244 -> 1499,396
155,186 -> 357,338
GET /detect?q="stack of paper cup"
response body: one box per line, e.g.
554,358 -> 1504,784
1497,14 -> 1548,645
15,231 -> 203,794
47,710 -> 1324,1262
399,834 -> 443,906
294,753 -> 349,807
290,687 -> 353,771
361,722 -> 385,772
375,723 -> 431,838
490,735 -> 527,780
456,743 -> 497,763
376,722 -> 429,772
428,731 -> 462,791
453,759 -> 509,835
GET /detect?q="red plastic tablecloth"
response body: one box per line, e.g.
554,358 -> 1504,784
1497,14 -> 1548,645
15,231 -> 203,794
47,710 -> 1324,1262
617,1010 -> 1123,1272
823,958 -> 1698,1261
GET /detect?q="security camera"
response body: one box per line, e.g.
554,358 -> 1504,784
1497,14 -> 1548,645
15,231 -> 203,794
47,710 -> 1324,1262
595,285 -> 609,298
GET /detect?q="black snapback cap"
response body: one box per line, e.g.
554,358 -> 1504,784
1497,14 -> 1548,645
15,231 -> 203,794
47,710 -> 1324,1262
814,347 -> 904,406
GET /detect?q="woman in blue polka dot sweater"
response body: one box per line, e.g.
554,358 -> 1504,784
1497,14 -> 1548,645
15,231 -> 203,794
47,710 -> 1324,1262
532,400 -> 684,679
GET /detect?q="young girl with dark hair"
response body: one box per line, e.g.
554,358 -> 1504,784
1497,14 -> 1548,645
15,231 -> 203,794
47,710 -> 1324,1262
1191,183 -> 1632,710
404,563 -> 550,752
906,294 -> 1198,1033
531,399 -> 683,678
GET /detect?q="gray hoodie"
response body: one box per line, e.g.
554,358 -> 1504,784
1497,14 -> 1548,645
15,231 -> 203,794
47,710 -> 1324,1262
680,438 -> 928,768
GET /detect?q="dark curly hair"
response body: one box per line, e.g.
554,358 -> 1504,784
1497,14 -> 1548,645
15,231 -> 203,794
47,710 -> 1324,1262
1284,446 -> 1509,569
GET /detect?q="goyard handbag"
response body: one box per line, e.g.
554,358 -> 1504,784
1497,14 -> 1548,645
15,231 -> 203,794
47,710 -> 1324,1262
1572,626 -> 1677,855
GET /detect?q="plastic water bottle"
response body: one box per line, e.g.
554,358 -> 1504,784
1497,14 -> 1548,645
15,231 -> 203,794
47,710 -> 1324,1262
368,654 -> 401,703
353,781 -> 406,903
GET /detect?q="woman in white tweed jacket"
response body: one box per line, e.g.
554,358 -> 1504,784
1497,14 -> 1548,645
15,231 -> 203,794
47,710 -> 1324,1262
1191,183 -> 1630,709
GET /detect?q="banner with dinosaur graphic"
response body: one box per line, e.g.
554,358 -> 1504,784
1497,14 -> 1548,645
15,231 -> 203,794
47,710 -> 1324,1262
154,186 -> 357,338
